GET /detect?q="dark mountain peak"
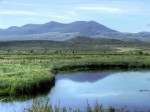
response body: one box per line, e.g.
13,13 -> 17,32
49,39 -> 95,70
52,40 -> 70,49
87,21 -> 107,28
22,24 -> 38,27
69,21 -> 99,26
48,21 -> 57,23
65,21 -> 117,35
88,21 -> 100,24
70,21 -> 87,24
44,21 -> 64,26
7,26 -> 19,30
69,21 -> 99,25
42,21 -> 64,29
0,20 -> 117,38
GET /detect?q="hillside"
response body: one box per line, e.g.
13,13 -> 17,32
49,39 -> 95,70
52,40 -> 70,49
0,36 -> 149,53
0,21 -> 150,42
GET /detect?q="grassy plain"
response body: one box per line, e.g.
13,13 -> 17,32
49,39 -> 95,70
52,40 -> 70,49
0,50 -> 149,96
0,37 -> 149,96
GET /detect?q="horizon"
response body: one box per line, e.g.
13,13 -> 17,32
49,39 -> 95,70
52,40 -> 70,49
0,0 -> 150,33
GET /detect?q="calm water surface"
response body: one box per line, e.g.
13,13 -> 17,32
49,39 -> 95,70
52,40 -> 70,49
1,70 -> 150,112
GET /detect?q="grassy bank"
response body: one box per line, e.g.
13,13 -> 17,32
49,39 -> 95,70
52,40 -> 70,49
0,51 -> 150,96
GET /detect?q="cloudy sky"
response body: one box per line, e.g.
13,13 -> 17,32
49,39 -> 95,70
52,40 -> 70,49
0,0 -> 150,32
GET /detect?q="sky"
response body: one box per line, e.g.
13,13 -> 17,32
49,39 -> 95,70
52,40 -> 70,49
0,0 -> 150,33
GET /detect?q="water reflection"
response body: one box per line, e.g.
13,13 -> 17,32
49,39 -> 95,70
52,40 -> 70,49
49,71 -> 150,110
57,71 -> 113,82
0,70 -> 150,112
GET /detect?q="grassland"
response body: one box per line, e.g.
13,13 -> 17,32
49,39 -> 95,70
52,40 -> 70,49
0,50 -> 149,96
0,37 -> 149,97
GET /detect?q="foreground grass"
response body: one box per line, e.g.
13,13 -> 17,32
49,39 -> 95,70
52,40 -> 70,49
24,98 -> 123,112
0,51 -> 150,96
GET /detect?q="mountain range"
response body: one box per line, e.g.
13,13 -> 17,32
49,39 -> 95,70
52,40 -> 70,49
0,21 -> 150,42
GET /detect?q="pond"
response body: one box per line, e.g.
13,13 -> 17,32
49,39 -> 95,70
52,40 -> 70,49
1,70 -> 150,112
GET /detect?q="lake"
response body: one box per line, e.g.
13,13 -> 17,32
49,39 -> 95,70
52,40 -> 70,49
1,70 -> 150,112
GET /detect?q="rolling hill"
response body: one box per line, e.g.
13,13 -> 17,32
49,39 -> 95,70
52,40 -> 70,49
0,21 -> 150,42
0,36 -> 149,52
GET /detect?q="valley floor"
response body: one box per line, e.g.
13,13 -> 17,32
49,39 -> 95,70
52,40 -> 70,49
0,50 -> 150,96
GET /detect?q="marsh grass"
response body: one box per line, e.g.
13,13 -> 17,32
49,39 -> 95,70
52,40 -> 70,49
0,51 -> 150,96
24,98 -> 121,112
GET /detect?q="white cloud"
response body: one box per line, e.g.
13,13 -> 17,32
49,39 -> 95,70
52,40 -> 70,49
77,6 -> 123,13
0,10 -> 38,15
34,12 -> 71,20
67,11 -> 78,17
0,9 -> 71,21
2,1 -> 37,7
49,15 -> 69,20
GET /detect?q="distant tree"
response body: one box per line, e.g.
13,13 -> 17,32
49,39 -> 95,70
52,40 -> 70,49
44,49 -> 47,54
54,51 -> 58,54
7,49 -> 10,52
30,50 -> 34,53
139,51 -> 143,55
